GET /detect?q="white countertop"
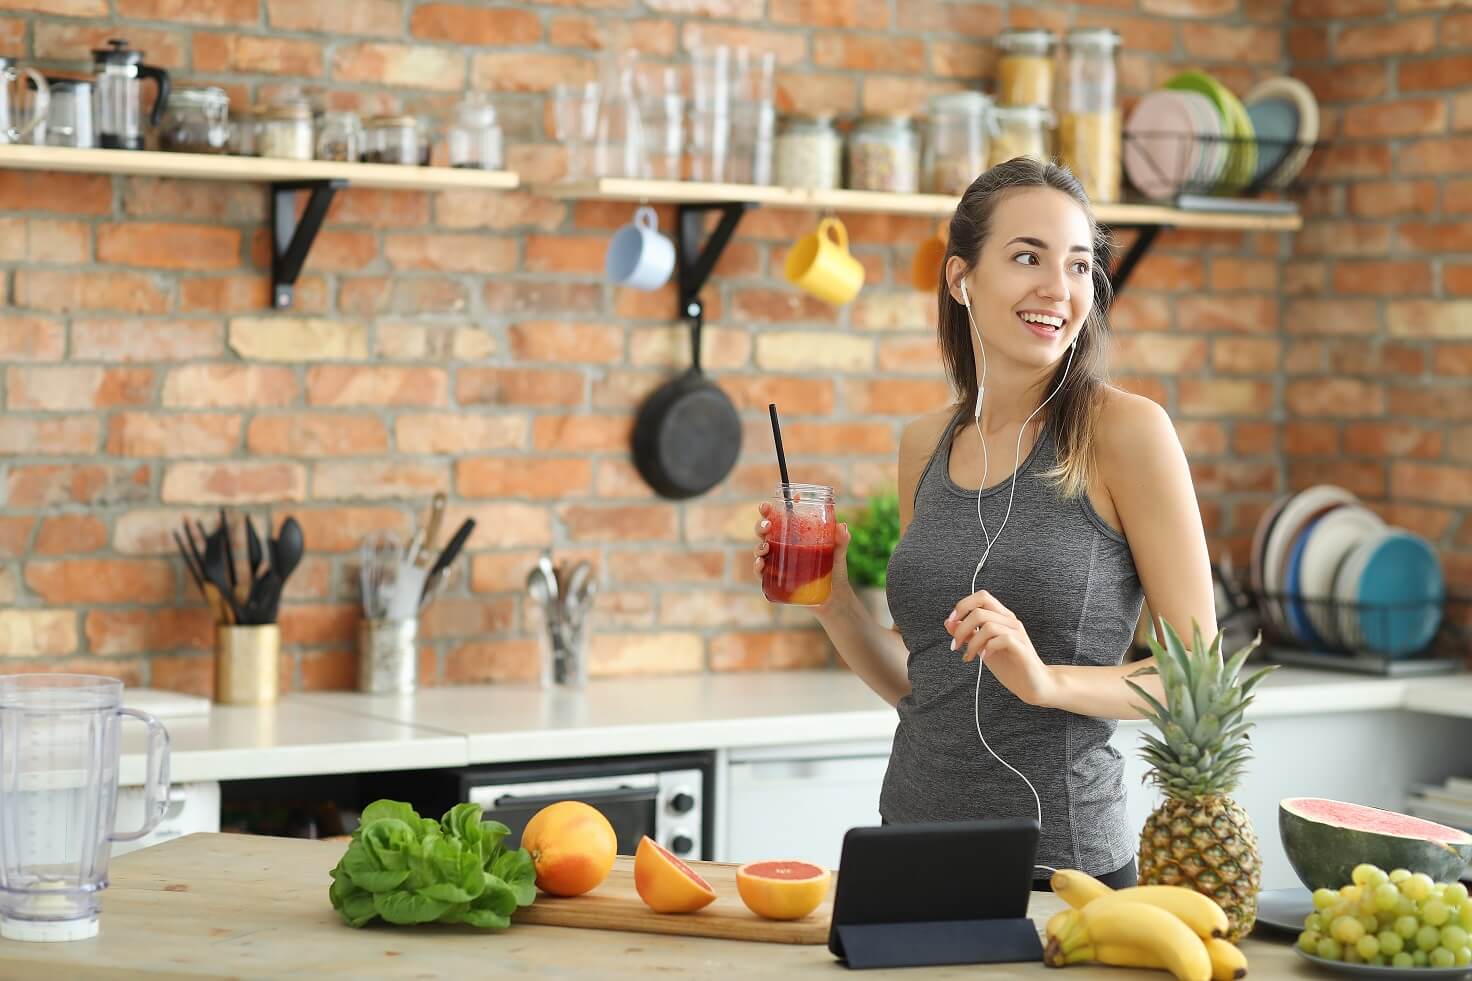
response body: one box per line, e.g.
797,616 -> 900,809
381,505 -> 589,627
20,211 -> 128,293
122,664 -> 1472,785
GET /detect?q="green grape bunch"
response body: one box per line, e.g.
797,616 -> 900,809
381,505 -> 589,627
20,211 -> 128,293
1297,863 -> 1472,969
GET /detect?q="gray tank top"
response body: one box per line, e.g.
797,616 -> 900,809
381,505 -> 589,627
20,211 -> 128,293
880,406 -> 1144,876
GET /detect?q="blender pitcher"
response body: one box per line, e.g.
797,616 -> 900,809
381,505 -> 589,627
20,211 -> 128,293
0,57 -> 48,145
91,39 -> 170,150
0,674 -> 170,942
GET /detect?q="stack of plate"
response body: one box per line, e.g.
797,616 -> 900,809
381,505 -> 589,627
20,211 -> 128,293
1123,71 -> 1317,201
1250,486 -> 1445,659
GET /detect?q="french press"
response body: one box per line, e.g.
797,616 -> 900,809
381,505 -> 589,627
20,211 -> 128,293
91,39 -> 170,150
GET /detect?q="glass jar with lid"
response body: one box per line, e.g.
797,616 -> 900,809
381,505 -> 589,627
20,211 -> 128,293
315,110 -> 363,163
988,105 -> 1053,169
158,86 -> 229,153
923,91 -> 992,196
363,115 -> 427,166
775,113 -> 842,190
227,106 -> 258,156
846,114 -> 919,193
258,99 -> 312,160
446,97 -> 503,170
996,28 -> 1057,108
1060,28 -> 1122,203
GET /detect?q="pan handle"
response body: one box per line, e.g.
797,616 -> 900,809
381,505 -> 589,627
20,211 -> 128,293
688,317 -> 703,373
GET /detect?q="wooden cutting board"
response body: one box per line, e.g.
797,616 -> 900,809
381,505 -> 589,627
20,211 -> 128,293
513,856 -> 836,944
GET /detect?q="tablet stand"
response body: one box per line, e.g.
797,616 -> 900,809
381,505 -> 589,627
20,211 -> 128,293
835,915 -> 1043,969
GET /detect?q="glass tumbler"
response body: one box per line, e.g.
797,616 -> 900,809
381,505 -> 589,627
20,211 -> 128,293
762,483 -> 837,607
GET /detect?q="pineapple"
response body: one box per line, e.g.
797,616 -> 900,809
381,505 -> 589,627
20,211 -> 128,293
1126,619 -> 1276,943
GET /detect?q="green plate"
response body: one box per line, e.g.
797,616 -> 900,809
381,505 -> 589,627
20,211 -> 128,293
1165,70 -> 1256,193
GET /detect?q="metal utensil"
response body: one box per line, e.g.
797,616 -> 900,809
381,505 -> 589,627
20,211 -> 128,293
419,518 -> 475,606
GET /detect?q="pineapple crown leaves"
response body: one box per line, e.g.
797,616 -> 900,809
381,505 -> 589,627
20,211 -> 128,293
1125,618 -> 1277,800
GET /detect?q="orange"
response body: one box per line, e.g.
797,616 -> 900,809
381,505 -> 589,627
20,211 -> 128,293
735,860 -> 832,920
633,836 -> 716,914
520,800 -> 617,897
787,573 -> 833,606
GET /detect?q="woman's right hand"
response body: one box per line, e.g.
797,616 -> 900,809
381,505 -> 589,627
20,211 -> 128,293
751,501 -> 853,613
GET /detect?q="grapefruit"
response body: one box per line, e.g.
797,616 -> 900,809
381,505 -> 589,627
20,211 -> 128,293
736,860 -> 832,920
520,800 -> 617,897
633,835 -> 716,913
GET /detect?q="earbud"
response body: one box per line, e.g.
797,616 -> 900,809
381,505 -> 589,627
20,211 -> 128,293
960,281 -> 970,308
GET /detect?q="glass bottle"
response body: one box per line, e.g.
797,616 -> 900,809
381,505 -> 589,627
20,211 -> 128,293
1060,28 -> 1122,203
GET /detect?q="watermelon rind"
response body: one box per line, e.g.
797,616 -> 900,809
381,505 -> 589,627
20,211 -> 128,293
1279,796 -> 1472,890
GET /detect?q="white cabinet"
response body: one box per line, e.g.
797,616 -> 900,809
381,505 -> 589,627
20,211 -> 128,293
111,781 -> 221,857
719,739 -> 892,868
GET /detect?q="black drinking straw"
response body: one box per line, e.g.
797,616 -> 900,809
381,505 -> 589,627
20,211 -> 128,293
768,402 -> 794,510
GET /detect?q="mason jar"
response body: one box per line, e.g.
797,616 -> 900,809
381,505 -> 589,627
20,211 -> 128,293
158,86 -> 230,153
847,114 -> 919,193
258,101 -> 312,161
923,91 -> 992,196
1060,28 -> 1122,203
762,483 -> 837,607
775,113 -> 842,190
996,28 -> 1057,108
315,110 -> 363,163
363,115 -> 426,166
989,104 -> 1053,169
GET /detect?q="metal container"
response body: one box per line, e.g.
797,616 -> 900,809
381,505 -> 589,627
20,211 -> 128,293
215,624 -> 279,705
357,618 -> 418,694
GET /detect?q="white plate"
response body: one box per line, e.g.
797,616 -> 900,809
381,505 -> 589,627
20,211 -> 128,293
1245,75 -> 1320,189
1250,494 -> 1292,622
1125,90 -> 1197,201
1333,534 -> 1380,651
1262,485 -> 1358,637
1178,90 -> 1225,190
1296,505 -> 1385,648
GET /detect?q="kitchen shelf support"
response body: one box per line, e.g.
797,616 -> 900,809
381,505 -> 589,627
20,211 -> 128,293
676,201 -> 751,329
271,179 -> 345,309
1106,223 -> 1164,295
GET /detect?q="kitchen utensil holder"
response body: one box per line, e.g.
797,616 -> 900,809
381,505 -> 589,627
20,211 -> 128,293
358,617 -> 418,694
215,624 -> 280,705
540,616 -> 589,691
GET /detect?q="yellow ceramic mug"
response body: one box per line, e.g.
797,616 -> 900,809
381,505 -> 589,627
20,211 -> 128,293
784,217 -> 865,306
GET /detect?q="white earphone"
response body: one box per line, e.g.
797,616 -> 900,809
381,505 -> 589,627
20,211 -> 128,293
957,275 -> 1075,875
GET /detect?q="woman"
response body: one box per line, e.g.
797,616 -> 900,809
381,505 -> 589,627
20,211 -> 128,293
752,158 -> 1217,889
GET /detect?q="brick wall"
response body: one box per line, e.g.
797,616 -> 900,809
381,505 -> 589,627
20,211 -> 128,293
0,0 -> 1451,695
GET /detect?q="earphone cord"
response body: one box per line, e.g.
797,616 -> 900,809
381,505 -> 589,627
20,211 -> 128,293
964,296 -> 1075,879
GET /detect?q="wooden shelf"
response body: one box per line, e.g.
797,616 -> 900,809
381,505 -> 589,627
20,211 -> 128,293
0,144 -> 519,192
540,177 -> 1302,232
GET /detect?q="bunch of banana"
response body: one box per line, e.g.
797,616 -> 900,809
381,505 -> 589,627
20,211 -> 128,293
1043,869 -> 1248,981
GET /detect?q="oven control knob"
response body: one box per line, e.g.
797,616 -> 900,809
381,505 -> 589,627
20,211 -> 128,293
669,833 -> 695,856
668,791 -> 695,815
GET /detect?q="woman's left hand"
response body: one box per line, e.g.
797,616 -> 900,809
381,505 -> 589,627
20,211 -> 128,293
946,591 -> 1057,707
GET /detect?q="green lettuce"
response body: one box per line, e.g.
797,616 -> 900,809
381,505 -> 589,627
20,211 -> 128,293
328,799 -> 537,930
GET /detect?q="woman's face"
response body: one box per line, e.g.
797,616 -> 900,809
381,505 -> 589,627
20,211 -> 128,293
948,187 -> 1096,372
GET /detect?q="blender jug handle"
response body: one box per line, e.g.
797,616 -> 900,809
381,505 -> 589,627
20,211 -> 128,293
140,63 -> 170,129
5,67 -> 48,143
110,707 -> 172,842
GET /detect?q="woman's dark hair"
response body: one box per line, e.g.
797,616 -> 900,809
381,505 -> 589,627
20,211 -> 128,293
936,157 -> 1115,498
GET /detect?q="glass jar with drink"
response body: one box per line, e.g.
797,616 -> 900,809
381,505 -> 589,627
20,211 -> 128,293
761,483 -> 837,606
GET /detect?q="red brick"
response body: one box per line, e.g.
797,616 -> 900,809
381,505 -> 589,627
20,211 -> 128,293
192,33 -> 322,76
1288,25 -> 1330,60
1388,300 -> 1472,339
509,322 -> 624,364
290,508 -> 409,554
770,0 -> 888,28
862,75 -> 963,115
814,32 -> 922,72
1209,258 -> 1277,292
0,417 -> 100,455
299,649 -> 357,692
1447,264 -> 1472,296
779,421 -> 894,456
0,315 -> 65,361
1389,385 -> 1472,421
1398,221 -> 1472,252
421,597 -> 517,640
1128,254 -> 1206,292
1287,461 -> 1387,499
163,364 -> 298,408
1345,423 -> 1442,459
7,464 -> 150,509
0,0 -> 104,13
338,277 -> 468,317
1176,421 -> 1230,457
0,171 -> 110,216
1400,56 -> 1472,93
382,234 -> 516,273
1296,221 -> 1393,257
1181,23 -> 1281,63
774,71 -> 858,116
1332,261 -> 1433,296
458,458 -> 593,499
116,0 -> 256,22
1448,180 -> 1472,214
471,52 -> 593,92
1111,294 -> 1173,332
1292,0 -> 1386,15
247,414 -> 388,456
1232,422 -> 1276,456
630,325 -> 750,370
410,3 -> 540,43
1284,422 -> 1339,456
180,275 -> 325,314
0,517 -> 32,560
559,505 -> 675,543
878,336 -> 943,372
332,43 -> 465,90
305,367 -> 447,407
547,15 -> 677,53
1390,463 -> 1472,506
26,559 -> 172,604
266,0 -> 399,34
1348,181 -> 1436,218
444,638 -> 539,684
34,516 -> 106,556
71,319 -> 222,361
1212,338 -> 1280,374
161,462 -> 307,504
1335,17 -> 1435,57
310,461 -> 446,501
98,223 -> 239,271
1399,138 -> 1472,176
523,235 -> 605,275
1143,0 -> 1238,12
1179,380 -> 1275,417
533,415 -> 633,453
0,217 -> 89,263
16,270 -> 169,314
609,549 -> 725,585
470,548 -> 595,594
1297,63 -> 1390,105
721,377 -> 836,415
842,378 -> 950,415
86,609 -> 214,656
1175,295 -> 1279,333
1286,379 -> 1384,417
458,367 -> 584,407
1343,99 -> 1446,138
8,366 -> 153,411
732,288 -> 839,325
1114,336 -> 1210,374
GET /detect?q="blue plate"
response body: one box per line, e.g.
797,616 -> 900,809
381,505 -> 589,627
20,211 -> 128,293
1284,514 -> 1327,648
1353,531 -> 1444,657
1246,97 -> 1299,183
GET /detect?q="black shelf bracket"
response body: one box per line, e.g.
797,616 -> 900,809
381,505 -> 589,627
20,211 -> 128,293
676,201 -> 751,329
1105,223 -> 1165,296
271,179 -> 346,309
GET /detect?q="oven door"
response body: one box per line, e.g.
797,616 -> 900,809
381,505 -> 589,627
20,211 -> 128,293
469,774 -> 658,856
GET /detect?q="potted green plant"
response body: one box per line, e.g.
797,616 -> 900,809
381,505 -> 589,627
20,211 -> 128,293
842,492 -> 900,629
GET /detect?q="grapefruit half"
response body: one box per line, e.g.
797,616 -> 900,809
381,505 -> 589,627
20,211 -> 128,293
736,860 -> 832,920
634,835 -> 717,914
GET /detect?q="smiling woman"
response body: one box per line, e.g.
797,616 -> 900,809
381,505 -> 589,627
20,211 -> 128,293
750,158 -> 1218,889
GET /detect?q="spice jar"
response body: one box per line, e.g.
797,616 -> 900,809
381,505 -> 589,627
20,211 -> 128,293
446,97 -> 503,170
923,91 -> 992,196
775,113 -> 842,190
158,86 -> 230,153
847,114 -> 919,193
259,101 -> 313,160
1059,28 -> 1122,203
989,105 -> 1053,169
996,29 -> 1057,108
315,110 -> 363,163
363,115 -> 426,166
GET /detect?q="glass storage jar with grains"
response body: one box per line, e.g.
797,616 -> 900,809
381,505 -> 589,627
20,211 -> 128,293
1060,28 -> 1122,203
775,113 -> 842,190
363,115 -> 427,166
158,86 -> 229,153
988,105 -> 1052,169
446,96 -> 502,170
923,91 -> 991,196
996,29 -> 1056,108
259,99 -> 312,160
847,114 -> 919,193
315,111 -> 362,163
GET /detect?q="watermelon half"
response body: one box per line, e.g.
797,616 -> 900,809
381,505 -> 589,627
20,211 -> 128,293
1280,797 -> 1472,890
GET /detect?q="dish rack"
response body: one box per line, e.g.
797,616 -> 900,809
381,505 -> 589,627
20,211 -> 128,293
1223,586 -> 1470,677
1121,131 -> 1316,205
